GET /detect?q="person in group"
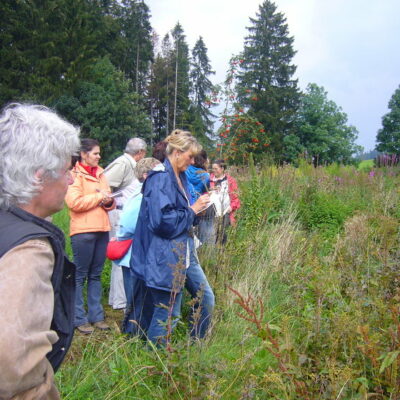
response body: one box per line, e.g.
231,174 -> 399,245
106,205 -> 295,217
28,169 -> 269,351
185,149 -> 210,200
131,129 -> 215,344
0,103 -> 80,399
104,137 -> 147,311
210,159 -> 241,244
65,138 -> 115,334
115,157 -> 162,335
152,140 -> 168,163
185,150 -> 213,245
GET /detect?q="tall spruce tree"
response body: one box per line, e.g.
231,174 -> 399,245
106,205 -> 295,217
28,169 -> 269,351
376,85 -> 400,154
147,33 -> 175,140
189,36 -> 216,141
171,23 -> 191,131
148,24 -> 191,139
236,0 -> 300,159
106,0 -> 153,95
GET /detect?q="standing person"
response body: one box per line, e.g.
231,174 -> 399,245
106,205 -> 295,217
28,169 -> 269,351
152,140 -> 168,163
131,130 -> 215,344
185,149 -> 210,200
115,157 -> 161,335
65,138 -> 115,334
210,159 -> 241,244
185,150 -> 213,245
0,103 -> 80,399
105,138 -> 147,310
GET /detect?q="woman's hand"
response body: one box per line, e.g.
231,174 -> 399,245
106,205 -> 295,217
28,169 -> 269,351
191,193 -> 210,214
97,189 -> 113,206
102,195 -> 114,207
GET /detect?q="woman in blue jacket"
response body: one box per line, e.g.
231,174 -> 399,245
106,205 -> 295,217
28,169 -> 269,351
185,150 -> 210,200
185,150 -> 215,245
114,157 -> 161,335
131,130 -> 215,344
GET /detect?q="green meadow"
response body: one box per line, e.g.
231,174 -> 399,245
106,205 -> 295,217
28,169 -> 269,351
53,162 -> 400,399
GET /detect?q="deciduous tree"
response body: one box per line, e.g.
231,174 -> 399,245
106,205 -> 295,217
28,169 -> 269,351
291,83 -> 361,165
376,85 -> 400,154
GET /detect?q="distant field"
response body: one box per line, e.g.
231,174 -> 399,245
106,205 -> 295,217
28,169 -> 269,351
358,158 -> 374,170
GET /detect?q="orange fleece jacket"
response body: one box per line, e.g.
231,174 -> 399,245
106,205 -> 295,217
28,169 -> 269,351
65,163 -> 115,236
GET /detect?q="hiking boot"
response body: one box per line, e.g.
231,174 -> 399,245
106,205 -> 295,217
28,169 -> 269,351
93,321 -> 110,331
76,323 -> 94,334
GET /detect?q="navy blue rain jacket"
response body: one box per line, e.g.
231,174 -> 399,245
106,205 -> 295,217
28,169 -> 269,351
130,158 -> 196,292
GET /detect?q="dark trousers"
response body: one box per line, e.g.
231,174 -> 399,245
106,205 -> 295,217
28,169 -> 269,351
71,231 -> 109,327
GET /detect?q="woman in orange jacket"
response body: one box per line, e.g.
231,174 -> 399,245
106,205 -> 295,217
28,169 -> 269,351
65,138 -> 115,334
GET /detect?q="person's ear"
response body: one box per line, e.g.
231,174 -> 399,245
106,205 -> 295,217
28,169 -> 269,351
34,168 -> 45,183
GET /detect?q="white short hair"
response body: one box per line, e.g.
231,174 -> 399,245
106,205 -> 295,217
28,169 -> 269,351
0,103 -> 80,208
125,137 -> 147,155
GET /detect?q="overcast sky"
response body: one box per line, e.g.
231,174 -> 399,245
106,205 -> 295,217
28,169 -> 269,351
145,0 -> 400,151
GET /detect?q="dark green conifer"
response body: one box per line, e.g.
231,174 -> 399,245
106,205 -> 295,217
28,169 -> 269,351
237,0 -> 300,160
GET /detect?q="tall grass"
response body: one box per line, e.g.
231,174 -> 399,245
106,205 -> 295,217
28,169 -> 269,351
54,164 -> 400,399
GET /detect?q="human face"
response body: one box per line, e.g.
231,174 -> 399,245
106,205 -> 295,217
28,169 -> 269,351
28,162 -> 74,218
81,145 -> 101,167
176,149 -> 195,172
135,149 -> 146,162
212,163 -> 224,178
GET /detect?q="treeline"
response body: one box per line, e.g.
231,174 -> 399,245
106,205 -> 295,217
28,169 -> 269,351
0,0 -> 215,163
1,0 -> 366,165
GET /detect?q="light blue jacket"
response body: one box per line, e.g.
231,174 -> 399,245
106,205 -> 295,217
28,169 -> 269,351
115,184 -> 143,267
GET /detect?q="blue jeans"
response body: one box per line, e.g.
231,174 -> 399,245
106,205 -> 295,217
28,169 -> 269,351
146,238 -> 215,343
71,231 -> 109,327
147,288 -> 182,344
185,238 -> 215,338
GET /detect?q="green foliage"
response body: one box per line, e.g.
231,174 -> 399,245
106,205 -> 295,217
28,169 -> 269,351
0,0 -> 106,105
219,110 -> 270,164
214,57 -> 271,164
54,57 -> 151,164
299,188 -> 352,238
106,0 -> 153,94
236,0 -> 300,160
189,36 -> 216,138
358,159 -> 374,172
54,164 -> 400,398
148,23 -> 195,140
376,84 -> 400,154
170,23 -> 191,130
292,83 -> 362,165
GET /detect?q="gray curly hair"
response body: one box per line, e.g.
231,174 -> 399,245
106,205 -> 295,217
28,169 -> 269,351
0,103 -> 80,208
125,137 -> 147,155
134,157 -> 160,182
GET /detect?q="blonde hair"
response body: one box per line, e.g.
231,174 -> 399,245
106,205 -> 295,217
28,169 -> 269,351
165,129 -> 202,156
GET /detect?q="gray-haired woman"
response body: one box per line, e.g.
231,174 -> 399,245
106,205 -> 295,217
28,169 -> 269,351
0,103 -> 80,399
